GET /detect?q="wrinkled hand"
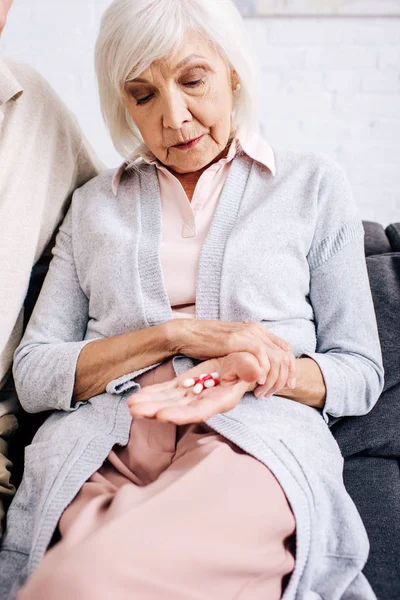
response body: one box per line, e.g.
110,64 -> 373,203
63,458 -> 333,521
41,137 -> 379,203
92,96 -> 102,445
127,352 -> 264,425
170,319 -> 297,391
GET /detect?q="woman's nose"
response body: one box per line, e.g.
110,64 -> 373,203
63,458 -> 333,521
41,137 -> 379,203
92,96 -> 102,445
161,92 -> 191,130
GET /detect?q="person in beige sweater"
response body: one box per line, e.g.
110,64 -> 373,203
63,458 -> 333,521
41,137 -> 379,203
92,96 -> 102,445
0,0 -> 103,534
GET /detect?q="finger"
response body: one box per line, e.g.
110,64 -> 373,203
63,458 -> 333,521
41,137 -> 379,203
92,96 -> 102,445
265,354 -> 290,397
127,380 -> 177,404
286,354 -> 297,389
266,333 -> 292,353
249,345 -> 270,382
253,349 -> 286,398
224,352 -> 263,384
256,336 -> 292,383
127,386 -> 184,407
193,380 -> 249,416
257,325 -> 292,353
258,350 -> 281,396
241,327 -> 269,376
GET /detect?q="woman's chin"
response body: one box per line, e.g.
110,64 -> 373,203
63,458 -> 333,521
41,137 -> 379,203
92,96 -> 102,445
167,151 -> 219,174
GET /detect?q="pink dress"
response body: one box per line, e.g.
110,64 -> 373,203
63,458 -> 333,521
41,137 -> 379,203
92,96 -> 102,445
17,135 -> 296,600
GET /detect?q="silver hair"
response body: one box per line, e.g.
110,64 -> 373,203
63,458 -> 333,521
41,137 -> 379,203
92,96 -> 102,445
95,0 -> 262,164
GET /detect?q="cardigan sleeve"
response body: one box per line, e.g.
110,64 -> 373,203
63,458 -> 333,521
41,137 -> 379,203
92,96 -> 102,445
12,207 -> 94,413
13,200 -> 163,412
303,158 -> 384,425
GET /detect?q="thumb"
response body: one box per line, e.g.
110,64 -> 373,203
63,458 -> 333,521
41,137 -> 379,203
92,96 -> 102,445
222,352 -> 263,384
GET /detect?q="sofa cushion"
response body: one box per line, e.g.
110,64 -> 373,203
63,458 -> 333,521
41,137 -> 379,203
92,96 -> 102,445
363,221 -> 392,256
333,382 -> 400,457
332,253 -> 400,456
343,456 -> 400,600
386,223 -> 400,252
367,254 -> 400,392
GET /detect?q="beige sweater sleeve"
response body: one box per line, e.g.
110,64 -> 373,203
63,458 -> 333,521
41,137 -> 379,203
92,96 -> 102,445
0,58 -> 104,400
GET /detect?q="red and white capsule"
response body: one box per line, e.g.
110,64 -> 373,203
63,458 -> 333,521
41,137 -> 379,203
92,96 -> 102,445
182,372 -> 220,393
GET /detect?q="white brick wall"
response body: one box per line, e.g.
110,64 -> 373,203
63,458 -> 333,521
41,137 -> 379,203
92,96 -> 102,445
1,2 -> 399,225
251,16 -> 400,225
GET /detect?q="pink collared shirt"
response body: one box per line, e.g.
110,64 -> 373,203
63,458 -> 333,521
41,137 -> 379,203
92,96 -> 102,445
112,134 -> 276,319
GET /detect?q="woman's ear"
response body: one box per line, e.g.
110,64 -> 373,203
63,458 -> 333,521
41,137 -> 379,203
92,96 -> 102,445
230,69 -> 240,92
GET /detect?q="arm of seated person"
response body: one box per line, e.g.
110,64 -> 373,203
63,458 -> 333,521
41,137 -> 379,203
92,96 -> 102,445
73,324 -> 173,403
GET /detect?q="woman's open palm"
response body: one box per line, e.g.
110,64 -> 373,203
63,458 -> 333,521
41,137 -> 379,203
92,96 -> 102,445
127,352 -> 263,425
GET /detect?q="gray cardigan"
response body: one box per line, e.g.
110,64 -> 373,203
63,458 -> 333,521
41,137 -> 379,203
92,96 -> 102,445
0,148 -> 384,599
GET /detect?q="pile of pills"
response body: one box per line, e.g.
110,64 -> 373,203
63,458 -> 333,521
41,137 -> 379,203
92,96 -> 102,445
183,372 -> 220,394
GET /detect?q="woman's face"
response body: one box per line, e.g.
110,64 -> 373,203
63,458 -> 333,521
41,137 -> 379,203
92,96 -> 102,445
123,31 -> 237,174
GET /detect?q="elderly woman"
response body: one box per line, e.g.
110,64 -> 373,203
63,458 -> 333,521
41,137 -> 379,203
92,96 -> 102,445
0,0 -> 383,598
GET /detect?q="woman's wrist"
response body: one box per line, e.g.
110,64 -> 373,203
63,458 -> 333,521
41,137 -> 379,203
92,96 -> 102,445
276,358 -> 326,409
163,318 -> 189,355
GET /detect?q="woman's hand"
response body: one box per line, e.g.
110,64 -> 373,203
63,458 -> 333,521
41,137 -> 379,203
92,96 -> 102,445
127,352 -> 264,425
166,319 -> 297,391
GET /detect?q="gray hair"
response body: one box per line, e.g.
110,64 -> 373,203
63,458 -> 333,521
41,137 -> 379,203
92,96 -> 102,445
95,0 -> 262,163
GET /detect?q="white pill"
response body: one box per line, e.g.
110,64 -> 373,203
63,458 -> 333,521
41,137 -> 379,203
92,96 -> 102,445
204,379 -> 215,388
199,374 -> 207,379
211,372 -> 219,379
193,383 -> 204,394
183,378 -> 195,388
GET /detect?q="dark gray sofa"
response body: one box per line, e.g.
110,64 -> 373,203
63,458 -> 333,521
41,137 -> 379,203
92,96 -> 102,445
5,220 -> 400,599
331,221 -> 400,600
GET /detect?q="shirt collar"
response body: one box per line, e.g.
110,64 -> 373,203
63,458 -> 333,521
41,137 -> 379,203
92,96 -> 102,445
0,58 -> 24,106
111,130 -> 276,197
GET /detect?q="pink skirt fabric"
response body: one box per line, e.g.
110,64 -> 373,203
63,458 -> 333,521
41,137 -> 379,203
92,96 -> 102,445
17,360 -> 296,600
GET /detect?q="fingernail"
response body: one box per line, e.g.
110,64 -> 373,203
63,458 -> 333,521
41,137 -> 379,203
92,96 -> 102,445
258,375 -> 267,385
288,378 -> 296,389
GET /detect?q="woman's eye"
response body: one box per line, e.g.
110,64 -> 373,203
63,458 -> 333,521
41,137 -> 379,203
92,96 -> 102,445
184,79 -> 204,87
136,94 -> 153,106
136,79 -> 204,105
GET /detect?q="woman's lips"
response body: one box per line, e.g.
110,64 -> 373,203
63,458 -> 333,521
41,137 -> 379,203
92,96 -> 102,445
173,135 -> 204,150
